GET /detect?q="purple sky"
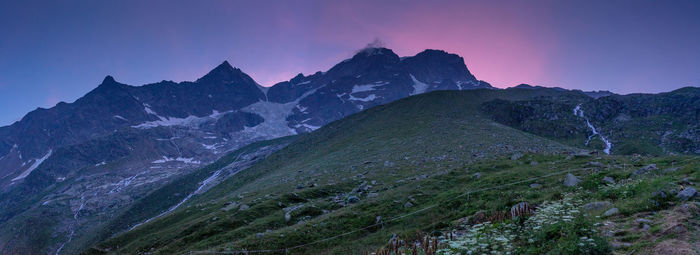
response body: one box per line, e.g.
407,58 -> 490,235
1,0 -> 699,126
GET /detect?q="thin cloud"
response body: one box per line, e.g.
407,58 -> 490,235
356,38 -> 386,54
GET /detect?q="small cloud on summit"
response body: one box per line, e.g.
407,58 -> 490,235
356,38 -> 386,55
364,38 -> 385,49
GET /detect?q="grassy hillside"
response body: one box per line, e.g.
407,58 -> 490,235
87,89 -> 698,254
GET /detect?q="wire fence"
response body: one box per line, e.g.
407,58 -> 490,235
186,166 -> 599,254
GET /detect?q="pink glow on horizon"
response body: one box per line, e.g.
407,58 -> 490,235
224,1 -> 561,88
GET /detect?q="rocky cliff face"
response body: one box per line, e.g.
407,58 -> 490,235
481,87 -> 700,155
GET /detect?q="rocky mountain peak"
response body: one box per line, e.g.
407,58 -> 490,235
400,49 -> 477,83
352,47 -> 399,62
196,61 -> 253,85
102,75 -> 117,84
412,49 -> 465,64
415,49 -> 449,56
290,73 -> 305,83
324,47 -> 401,78
94,75 -> 125,90
515,84 -> 535,89
87,75 -> 130,98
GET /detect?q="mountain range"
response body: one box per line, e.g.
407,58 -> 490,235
0,47 -> 697,254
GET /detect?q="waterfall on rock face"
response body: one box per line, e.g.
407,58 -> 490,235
573,104 -> 612,154
55,196 -> 86,255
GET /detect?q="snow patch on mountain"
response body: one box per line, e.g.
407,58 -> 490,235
151,156 -> 201,164
300,124 -> 321,130
336,93 -> 347,103
143,104 -> 159,116
113,115 -> 128,121
349,94 -> 377,102
241,86 -> 323,139
293,118 -> 321,131
240,100 -> 298,138
410,74 -> 429,95
295,104 -> 308,113
12,149 -> 52,181
132,110 -> 229,129
351,81 -> 389,94
201,143 -> 220,150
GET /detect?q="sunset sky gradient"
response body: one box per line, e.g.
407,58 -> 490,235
1,0 -> 699,125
